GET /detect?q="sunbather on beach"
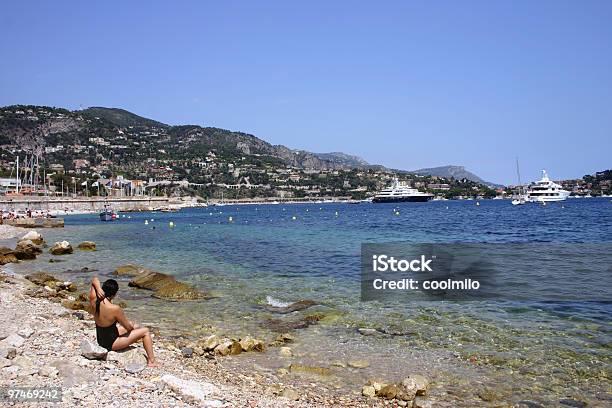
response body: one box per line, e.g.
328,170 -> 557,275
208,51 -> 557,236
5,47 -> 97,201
89,277 -> 158,367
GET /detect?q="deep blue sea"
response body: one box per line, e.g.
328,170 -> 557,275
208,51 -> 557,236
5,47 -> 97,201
4,197 -> 611,405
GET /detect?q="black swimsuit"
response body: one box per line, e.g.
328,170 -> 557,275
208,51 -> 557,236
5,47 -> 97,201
96,322 -> 119,351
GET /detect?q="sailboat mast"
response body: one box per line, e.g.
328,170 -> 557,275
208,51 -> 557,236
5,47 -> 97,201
515,157 -> 522,194
16,156 -> 20,193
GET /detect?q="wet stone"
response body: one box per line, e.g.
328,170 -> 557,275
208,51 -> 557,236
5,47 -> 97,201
559,399 -> 587,408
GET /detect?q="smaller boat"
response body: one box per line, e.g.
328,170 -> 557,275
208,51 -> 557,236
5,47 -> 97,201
100,206 -> 117,222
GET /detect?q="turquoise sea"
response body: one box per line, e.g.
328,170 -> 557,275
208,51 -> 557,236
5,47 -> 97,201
4,198 -> 611,406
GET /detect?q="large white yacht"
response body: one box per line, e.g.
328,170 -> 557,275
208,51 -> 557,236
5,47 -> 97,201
526,170 -> 570,203
372,178 -> 434,203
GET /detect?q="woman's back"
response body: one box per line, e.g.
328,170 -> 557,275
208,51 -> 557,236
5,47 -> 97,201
95,299 -> 117,327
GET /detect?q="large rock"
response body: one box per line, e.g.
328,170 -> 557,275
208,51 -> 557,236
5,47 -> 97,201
21,230 -> 44,245
80,339 -> 108,360
106,348 -> 147,373
0,247 -> 18,265
0,347 -> 16,360
239,336 -> 265,352
377,384 -> 399,400
403,374 -> 430,396
63,299 -> 92,313
362,385 -> 376,398
264,300 -> 317,314
0,334 -> 25,348
14,240 -> 43,260
77,241 -> 96,251
128,270 -> 207,300
49,241 -> 73,255
199,335 -> 220,352
399,377 -> 418,401
161,374 -> 219,404
50,359 -> 90,387
214,339 -> 242,356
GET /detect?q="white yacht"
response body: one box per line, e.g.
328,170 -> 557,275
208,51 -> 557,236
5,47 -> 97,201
526,170 -> 570,203
372,178 -> 433,203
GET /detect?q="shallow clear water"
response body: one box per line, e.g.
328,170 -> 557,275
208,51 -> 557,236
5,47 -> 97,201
4,198 -> 611,405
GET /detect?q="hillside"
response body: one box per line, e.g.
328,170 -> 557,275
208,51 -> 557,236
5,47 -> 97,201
0,105 -> 500,200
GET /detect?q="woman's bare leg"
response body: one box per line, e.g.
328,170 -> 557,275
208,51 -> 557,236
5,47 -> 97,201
111,327 -> 157,366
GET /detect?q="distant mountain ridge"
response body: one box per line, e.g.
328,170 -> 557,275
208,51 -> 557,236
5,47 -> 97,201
312,152 -> 369,167
1,105 -> 499,186
412,165 -> 502,188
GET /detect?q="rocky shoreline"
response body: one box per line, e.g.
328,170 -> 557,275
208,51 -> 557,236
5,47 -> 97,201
0,227 -> 442,407
1,268 -> 399,407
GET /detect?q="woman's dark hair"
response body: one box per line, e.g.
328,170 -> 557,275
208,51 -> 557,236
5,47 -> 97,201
95,279 -> 119,315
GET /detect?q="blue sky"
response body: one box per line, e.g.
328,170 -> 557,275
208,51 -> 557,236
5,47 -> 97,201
1,1 -> 610,184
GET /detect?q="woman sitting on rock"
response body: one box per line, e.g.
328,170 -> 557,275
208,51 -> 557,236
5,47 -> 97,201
89,277 -> 158,367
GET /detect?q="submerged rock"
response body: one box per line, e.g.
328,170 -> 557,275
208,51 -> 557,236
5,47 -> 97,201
77,241 -> 96,251
152,281 -> 207,301
288,363 -> 331,377
127,269 -> 207,300
270,332 -> 295,347
357,328 -> 379,336
49,241 -> 73,255
559,399 -> 587,408
114,264 -> 149,276
263,314 -> 322,332
80,339 -> 107,360
348,359 -> 370,369
264,299 -> 317,314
